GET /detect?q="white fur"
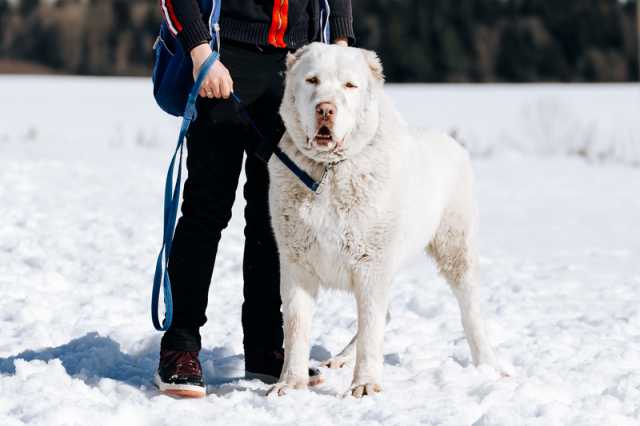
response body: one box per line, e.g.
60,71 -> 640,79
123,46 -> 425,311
268,43 -> 499,397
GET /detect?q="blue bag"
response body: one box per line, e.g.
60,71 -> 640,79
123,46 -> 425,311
152,0 -> 222,117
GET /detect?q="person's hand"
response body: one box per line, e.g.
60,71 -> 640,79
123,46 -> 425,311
334,38 -> 348,47
190,43 -> 234,99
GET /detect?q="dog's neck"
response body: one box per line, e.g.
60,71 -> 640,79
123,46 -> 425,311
280,121 -> 389,202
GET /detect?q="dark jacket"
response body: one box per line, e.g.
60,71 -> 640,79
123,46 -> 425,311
160,0 -> 354,53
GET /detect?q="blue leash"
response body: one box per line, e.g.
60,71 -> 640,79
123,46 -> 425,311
151,55 -> 325,331
151,52 -> 219,331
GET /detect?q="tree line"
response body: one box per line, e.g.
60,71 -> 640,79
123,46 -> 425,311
0,0 -> 637,82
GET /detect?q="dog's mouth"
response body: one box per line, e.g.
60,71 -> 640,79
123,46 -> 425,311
307,125 -> 344,153
314,125 -> 333,146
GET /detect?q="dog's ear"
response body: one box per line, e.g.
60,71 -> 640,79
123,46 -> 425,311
363,50 -> 385,83
285,52 -> 300,70
286,44 -> 313,71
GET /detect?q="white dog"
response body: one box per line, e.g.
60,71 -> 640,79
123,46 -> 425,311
267,43 -> 499,398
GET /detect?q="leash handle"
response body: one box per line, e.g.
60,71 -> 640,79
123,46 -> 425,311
152,51 -> 219,332
185,51 -> 219,121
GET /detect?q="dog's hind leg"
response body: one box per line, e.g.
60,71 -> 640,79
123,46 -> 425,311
428,210 -> 498,369
322,311 -> 390,369
322,334 -> 356,369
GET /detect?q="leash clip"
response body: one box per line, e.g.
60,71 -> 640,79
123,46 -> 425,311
313,166 -> 330,194
313,161 -> 340,194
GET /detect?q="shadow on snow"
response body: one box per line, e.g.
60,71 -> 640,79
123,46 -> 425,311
0,333 -> 402,397
0,332 -> 246,392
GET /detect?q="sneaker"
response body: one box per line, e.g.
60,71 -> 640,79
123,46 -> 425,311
154,349 -> 206,398
244,347 -> 323,386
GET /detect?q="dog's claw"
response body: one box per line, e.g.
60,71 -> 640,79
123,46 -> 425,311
267,383 -> 294,397
266,380 -> 307,397
267,383 -> 289,397
478,360 -> 513,379
350,383 -> 382,398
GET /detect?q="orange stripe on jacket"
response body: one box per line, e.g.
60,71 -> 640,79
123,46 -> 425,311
276,0 -> 289,48
268,0 -> 289,48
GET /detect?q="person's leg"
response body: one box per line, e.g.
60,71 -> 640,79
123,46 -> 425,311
241,151 -> 283,352
161,116 -> 246,352
240,51 -> 288,353
161,42 -> 280,351
156,42 -> 288,397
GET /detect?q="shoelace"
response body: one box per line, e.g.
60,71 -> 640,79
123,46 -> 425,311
164,351 -> 201,377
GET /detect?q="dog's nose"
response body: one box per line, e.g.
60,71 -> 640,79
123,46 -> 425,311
316,102 -> 336,122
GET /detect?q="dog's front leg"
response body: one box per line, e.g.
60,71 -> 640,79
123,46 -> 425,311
350,268 -> 390,398
268,263 -> 317,396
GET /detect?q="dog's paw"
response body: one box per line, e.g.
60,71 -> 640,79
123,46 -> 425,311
266,382 -> 291,397
349,383 -> 382,398
321,356 -> 350,369
266,379 -> 307,397
497,365 -> 515,379
476,360 -> 514,379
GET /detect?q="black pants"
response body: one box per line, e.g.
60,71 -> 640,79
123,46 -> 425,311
161,41 -> 288,353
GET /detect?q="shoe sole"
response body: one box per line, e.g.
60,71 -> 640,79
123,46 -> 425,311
154,372 -> 206,398
245,371 -> 324,387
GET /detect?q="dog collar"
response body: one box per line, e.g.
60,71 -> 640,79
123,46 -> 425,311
273,148 -> 345,194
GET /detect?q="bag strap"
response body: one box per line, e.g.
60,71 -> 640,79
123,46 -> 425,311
208,0 -> 222,52
319,0 -> 331,43
152,51 -> 219,331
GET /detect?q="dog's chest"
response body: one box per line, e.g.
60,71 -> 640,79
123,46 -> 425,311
294,167 -> 384,266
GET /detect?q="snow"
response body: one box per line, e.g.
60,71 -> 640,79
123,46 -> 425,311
1,76 -> 639,425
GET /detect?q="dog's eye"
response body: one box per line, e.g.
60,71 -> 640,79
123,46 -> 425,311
306,76 -> 319,85
345,82 -> 358,89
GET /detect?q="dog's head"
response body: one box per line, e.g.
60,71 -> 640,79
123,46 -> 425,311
280,43 -> 385,163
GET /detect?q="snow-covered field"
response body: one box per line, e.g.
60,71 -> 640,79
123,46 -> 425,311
1,77 -> 639,425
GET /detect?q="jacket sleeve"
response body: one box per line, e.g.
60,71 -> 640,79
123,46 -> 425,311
328,0 -> 355,44
160,0 -> 211,53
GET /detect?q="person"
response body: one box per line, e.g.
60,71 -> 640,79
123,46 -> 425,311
154,0 -> 354,398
